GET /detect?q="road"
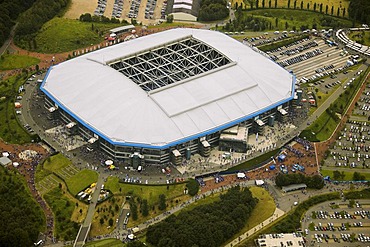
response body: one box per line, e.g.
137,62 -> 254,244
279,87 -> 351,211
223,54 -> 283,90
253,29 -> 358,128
0,24 -> 17,56
74,174 -> 104,247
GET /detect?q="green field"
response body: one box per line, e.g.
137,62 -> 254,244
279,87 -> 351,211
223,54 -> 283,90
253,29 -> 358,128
36,153 -> 72,183
84,238 -> 124,247
320,169 -> 370,181
105,177 -> 187,207
231,0 -> 349,17
245,9 -> 352,30
66,169 -> 98,196
300,111 -> 338,141
348,31 -> 370,46
17,17 -> 122,53
0,74 -> 32,144
227,149 -> 279,172
44,186 -> 80,240
0,54 -> 40,70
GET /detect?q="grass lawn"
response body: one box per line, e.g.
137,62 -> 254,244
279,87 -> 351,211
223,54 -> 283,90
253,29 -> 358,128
320,169 -> 370,181
90,196 -> 124,237
300,111 -> 338,141
241,9 -> 352,31
174,192 -> 221,216
18,17 -> 122,54
66,169 -> 98,196
105,177 -> 188,207
44,185 -> 81,241
84,238 -> 124,247
348,31 -> 370,46
0,74 -> 32,144
231,0 -> 349,17
227,149 -> 279,172
0,54 -> 40,70
43,153 -> 72,172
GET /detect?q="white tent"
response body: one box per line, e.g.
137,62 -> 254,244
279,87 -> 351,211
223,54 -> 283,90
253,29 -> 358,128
13,162 -> 20,168
2,152 -> 9,157
105,160 -> 113,166
127,234 -> 135,240
237,172 -> 246,179
255,180 -> 264,186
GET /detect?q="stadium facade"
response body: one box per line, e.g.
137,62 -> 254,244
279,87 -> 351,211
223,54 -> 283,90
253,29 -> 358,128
41,28 -> 295,166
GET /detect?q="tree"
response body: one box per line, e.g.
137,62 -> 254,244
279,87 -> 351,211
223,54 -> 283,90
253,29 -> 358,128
274,0 -> 277,8
256,0 -> 259,9
319,3 -> 323,13
285,21 -> 289,30
325,5 -> 328,14
331,6 -> 334,15
109,218 -> 114,227
337,7 -> 340,16
275,17 -> 278,28
166,14 -> 174,23
313,3 -> 316,11
35,64 -> 39,71
262,0 -> 265,8
333,170 -> 342,180
307,3 -> 309,10
342,8 -> 346,17
100,218 -> 104,225
268,0 -> 271,8
353,172 -> 365,181
141,199 -> 149,217
300,1 -> 303,9
293,0 -> 297,9
158,194 -> 166,210
186,178 -> 200,196
287,0 -> 290,8
130,202 -> 138,220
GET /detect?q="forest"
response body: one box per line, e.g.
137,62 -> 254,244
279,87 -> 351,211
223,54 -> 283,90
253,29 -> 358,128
146,186 -> 258,247
0,0 -> 36,47
0,167 -> 45,247
198,0 -> 229,22
348,0 -> 370,24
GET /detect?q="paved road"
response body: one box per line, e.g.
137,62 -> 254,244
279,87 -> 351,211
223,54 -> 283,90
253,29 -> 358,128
0,24 -> 16,56
74,174 -> 104,247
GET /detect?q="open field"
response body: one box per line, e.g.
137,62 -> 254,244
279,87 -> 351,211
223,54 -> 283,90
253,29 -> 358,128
44,153 -> 71,172
66,169 -> 99,196
320,169 -> 370,181
64,0 -> 97,19
0,54 -> 40,70
84,238 -> 124,247
348,31 -> 370,46
0,74 -> 32,144
241,9 -> 352,31
105,177 -> 188,207
231,0 -> 349,17
301,110 -> 338,141
227,149 -> 279,172
24,18 -> 122,54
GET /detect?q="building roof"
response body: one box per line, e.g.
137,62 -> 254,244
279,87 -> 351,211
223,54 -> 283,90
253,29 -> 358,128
0,156 -> 11,166
282,183 -> 307,193
41,28 -> 294,149
110,25 -> 135,34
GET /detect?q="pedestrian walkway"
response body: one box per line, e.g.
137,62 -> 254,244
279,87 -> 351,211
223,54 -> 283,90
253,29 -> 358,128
224,208 -> 285,247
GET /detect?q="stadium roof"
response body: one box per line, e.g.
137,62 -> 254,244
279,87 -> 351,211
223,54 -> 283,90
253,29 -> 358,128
41,28 -> 294,149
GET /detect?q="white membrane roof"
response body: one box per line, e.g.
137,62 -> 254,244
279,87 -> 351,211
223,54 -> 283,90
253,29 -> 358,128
42,28 -> 294,148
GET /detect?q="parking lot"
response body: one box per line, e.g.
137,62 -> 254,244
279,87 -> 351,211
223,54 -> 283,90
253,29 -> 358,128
302,199 -> 370,246
266,37 -> 351,83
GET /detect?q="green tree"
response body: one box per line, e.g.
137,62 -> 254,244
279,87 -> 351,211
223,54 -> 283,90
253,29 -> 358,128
186,178 -> 200,196
313,3 -> 316,11
325,5 -> 328,14
158,194 -> 167,210
262,0 -> 265,8
109,218 -> 114,226
166,14 -> 174,23
353,172 -> 365,181
268,0 -> 271,8
100,218 -> 104,225
287,0 -> 290,8
141,199 -> 149,216
300,1 -> 303,9
333,170 -> 342,180
274,0 -> 277,8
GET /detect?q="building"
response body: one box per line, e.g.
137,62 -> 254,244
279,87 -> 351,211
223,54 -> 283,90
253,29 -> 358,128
282,184 -> 307,193
109,25 -> 135,36
168,0 -> 201,21
0,156 -> 11,167
41,28 -> 295,166
255,233 -> 305,247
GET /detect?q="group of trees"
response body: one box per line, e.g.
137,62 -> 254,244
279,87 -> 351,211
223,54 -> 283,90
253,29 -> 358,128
0,167 -> 45,246
15,0 -> 70,42
146,186 -> 257,247
239,0 -> 347,18
0,0 -> 36,47
275,173 -> 325,189
186,178 -> 199,196
348,0 -> 370,24
198,0 -> 229,22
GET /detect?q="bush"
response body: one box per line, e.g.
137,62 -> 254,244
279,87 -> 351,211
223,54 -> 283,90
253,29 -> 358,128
186,179 -> 199,196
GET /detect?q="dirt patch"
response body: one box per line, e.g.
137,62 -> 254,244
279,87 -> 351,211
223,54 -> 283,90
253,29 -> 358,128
64,0 -> 97,19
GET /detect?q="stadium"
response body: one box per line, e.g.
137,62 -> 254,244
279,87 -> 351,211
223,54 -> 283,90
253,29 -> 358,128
41,28 -> 295,167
